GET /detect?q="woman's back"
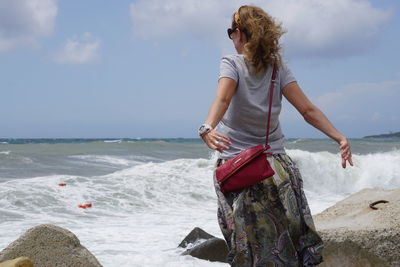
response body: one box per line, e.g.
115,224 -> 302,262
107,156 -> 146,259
217,54 -> 296,158
199,5 -> 352,266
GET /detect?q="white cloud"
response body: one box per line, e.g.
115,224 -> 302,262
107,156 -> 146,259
130,0 -> 228,40
315,81 -> 400,122
129,0 -> 391,59
54,33 -> 100,64
273,0 -> 391,58
0,0 -> 57,51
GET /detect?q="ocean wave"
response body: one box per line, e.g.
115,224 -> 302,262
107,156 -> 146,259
103,139 -> 122,143
2,150 -> 399,217
0,151 -> 10,155
287,138 -> 307,144
0,157 -> 217,218
96,157 -> 216,210
1,149 -> 399,267
0,167 -> 225,267
287,149 -> 400,195
69,155 -> 141,167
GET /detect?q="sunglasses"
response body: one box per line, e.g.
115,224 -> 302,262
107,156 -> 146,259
227,27 -> 238,39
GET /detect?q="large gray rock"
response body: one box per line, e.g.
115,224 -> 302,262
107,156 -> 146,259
179,227 -> 229,263
181,188 -> 400,266
0,224 -> 102,267
315,188 -> 400,267
181,237 -> 229,263
178,227 -> 215,248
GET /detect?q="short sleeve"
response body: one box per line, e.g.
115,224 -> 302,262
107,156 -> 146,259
279,62 -> 296,90
219,56 -> 239,82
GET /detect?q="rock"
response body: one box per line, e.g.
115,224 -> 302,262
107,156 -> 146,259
180,188 -> 400,266
178,227 -> 215,248
0,257 -> 34,267
0,224 -> 102,267
182,237 -> 229,263
179,227 -> 228,263
315,188 -> 400,267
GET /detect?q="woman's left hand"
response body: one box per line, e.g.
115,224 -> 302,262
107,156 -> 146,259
339,137 -> 354,168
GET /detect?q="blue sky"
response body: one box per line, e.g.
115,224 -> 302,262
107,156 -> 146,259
0,0 -> 399,138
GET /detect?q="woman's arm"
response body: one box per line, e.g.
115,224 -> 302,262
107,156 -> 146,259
282,81 -> 354,168
201,77 -> 236,152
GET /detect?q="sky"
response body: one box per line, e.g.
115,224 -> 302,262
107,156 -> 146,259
0,0 -> 399,139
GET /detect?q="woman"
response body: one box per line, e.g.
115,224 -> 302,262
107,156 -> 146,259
199,5 -> 354,267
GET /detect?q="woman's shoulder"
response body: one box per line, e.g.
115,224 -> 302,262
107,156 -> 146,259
278,60 -> 293,73
222,53 -> 243,58
221,54 -> 244,62
220,54 -> 246,71
278,60 -> 297,88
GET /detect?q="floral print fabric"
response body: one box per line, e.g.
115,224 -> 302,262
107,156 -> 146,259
214,154 -> 324,266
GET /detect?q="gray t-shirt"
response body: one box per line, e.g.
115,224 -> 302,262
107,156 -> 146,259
216,54 -> 296,159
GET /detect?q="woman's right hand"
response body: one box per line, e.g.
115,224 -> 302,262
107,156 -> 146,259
201,129 -> 232,152
339,137 -> 354,168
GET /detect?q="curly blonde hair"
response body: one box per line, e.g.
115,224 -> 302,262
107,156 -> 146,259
233,5 -> 285,74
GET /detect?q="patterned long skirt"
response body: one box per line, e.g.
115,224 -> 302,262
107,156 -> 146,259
214,154 -> 324,266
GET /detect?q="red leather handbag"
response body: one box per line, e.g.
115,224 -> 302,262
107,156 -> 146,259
216,66 -> 277,193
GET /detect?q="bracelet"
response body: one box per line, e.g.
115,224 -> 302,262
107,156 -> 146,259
198,124 -> 212,137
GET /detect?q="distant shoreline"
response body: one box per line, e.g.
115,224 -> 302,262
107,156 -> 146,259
364,131 -> 400,139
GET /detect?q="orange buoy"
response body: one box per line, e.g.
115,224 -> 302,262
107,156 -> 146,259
58,183 -> 66,186
78,203 -> 92,209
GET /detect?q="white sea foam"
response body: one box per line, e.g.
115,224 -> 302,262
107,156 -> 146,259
0,158 -> 223,266
0,151 -> 10,155
104,139 -> 122,143
288,149 -> 400,193
287,149 -> 400,214
69,155 -> 141,167
289,138 -> 306,144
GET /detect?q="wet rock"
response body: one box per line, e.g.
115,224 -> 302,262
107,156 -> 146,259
0,224 -> 102,267
315,188 -> 400,267
179,227 -> 228,263
178,227 -> 214,248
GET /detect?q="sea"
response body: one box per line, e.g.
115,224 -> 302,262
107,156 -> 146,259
0,138 -> 399,266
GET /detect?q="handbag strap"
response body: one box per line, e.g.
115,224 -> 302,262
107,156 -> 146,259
265,65 -> 277,146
